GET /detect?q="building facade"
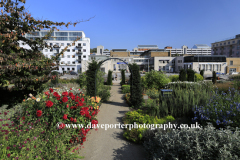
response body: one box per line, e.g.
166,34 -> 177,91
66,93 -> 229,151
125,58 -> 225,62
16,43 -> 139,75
165,45 -> 211,56
211,34 -> 240,57
20,30 -> 90,73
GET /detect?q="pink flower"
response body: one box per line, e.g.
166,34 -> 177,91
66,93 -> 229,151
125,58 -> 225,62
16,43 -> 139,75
7,154 -> 11,158
6,146 -> 10,150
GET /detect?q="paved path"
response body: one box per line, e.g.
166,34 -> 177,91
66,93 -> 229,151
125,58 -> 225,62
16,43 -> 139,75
77,81 -> 147,160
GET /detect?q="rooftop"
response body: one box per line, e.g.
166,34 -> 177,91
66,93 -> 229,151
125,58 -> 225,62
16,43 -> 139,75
138,45 -> 158,48
192,44 -> 210,49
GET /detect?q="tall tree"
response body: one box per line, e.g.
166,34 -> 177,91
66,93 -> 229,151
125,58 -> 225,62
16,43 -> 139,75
0,0 -> 93,92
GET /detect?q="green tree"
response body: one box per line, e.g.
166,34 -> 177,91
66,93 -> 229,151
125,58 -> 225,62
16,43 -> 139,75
212,71 -> 217,84
90,48 -> 97,53
120,69 -> 125,86
129,63 -> 143,108
186,69 -> 195,82
0,0 -> 92,92
200,69 -> 204,78
179,69 -> 187,81
107,70 -> 113,85
104,49 -> 109,51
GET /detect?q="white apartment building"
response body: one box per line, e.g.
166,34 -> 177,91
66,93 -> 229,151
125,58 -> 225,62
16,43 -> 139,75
19,30 -> 90,73
165,44 -> 211,56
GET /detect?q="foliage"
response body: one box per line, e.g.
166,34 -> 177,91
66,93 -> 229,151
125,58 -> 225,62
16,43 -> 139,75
179,69 -> 187,81
200,69 -> 204,77
168,75 -> 179,82
97,85 -> 111,102
107,70 -> 113,85
212,71 -> 217,84
0,0 -> 85,92
86,59 -> 100,97
186,69 -> 195,82
146,88 -> 159,99
122,109 -> 175,143
90,48 -> 97,53
193,87 -> 240,129
77,72 -> 87,88
148,81 -> 215,119
122,85 -> 130,94
194,73 -> 204,82
143,123 -> 240,160
120,69 -> 126,86
141,70 -> 170,91
50,71 -> 59,85
129,63 -> 143,108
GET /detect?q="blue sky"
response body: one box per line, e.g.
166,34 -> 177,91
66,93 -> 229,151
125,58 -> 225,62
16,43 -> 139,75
23,0 -> 240,50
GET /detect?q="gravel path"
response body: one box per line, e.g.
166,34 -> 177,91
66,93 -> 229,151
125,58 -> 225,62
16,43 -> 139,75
77,82 -> 147,160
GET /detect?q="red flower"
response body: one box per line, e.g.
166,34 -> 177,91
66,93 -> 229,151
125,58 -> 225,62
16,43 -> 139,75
49,88 -> 53,93
82,137 -> 86,142
62,91 -> 68,97
62,97 -> 68,103
44,91 -> 50,96
81,97 -> 85,102
36,110 -> 42,117
66,104 -> 69,108
85,112 -> 91,120
69,92 -> 73,97
73,118 -> 77,123
71,95 -> 75,101
4,112 -> 7,115
70,117 -> 74,122
56,95 -> 61,100
46,100 -> 53,107
80,110 -> 85,116
58,123 -> 65,129
78,101 -> 84,106
53,92 -> 59,97
91,111 -> 96,116
63,114 -> 68,120
7,154 -> 11,158
22,116 -> 25,120
91,119 -> 98,128
70,88 -> 72,90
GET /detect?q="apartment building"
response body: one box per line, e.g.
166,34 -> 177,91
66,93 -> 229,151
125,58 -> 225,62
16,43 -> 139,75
19,30 -> 90,73
165,45 -> 211,56
211,34 -> 240,57
226,58 -> 240,74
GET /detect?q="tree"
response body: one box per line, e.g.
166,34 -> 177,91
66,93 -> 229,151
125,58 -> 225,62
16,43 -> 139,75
186,69 -> 195,82
120,69 -> 125,86
0,0 -> 93,106
107,70 -> 113,85
212,71 -> 217,84
104,49 -> 109,51
90,48 -> 97,53
129,63 -> 143,108
200,69 -> 204,78
179,69 -> 187,81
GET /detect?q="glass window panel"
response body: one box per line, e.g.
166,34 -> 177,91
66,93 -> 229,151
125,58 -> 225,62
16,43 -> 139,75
69,37 -> 79,41
69,32 -> 82,37
55,32 -> 68,36
56,37 -> 68,41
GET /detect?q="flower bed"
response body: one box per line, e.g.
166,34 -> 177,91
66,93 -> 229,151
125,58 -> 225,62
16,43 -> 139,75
0,87 -> 101,159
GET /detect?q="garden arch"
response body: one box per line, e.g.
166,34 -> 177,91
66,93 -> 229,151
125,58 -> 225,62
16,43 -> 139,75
94,58 -> 133,97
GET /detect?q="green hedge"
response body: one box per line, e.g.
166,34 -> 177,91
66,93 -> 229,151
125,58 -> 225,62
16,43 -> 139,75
122,85 -> 130,94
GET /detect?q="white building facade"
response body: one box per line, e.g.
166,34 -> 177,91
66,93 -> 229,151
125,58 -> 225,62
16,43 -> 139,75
19,30 -> 90,73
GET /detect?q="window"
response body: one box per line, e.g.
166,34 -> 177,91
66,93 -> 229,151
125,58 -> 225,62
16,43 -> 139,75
233,41 -> 235,43
67,61 -> 70,64
163,61 -> 165,63
50,43 -> 53,46
77,43 -> 81,46
72,49 -> 75,52
67,68 -> 70,71
228,42 -> 230,44
61,43 -> 64,46
72,68 -> 75,71
61,62 -> 64,64
83,55 -> 86,58
67,55 -> 70,58
72,55 -> 75,58
67,49 -> 70,52
45,49 -> 48,52
232,46 -> 235,49
224,42 -> 226,45
178,60 -> 182,63
67,43 -> 70,46
83,43 -> 86,46
78,61 -> 81,63
56,43 -> 59,46
163,66 -> 165,70
72,61 -> 75,64
220,43 -> 222,45
113,64 -> 116,71
62,68 -> 64,71
230,61 -> 233,65
50,49 -> 53,52
167,61 -> 169,64
83,49 -> 86,52
237,46 -> 240,50
216,44 -> 218,46
72,43 -> 75,46
237,52 -> 239,55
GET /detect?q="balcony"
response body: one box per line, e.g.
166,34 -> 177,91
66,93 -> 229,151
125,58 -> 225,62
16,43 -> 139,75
76,51 -> 83,55
76,45 -> 82,49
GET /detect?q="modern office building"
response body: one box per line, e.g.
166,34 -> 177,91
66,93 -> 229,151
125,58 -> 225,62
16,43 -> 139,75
19,30 -> 90,73
133,45 -> 158,52
165,45 -> 211,56
175,55 -> 227,74
211,34 -> 240,57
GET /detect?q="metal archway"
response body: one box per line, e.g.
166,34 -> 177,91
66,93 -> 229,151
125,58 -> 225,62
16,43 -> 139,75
95,58 -> 133,97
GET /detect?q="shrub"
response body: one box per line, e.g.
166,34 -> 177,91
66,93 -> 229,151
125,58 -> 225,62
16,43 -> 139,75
186,69 -> 195,82
194,73 -> 203,82
129,63 -> 143,108
122,109 -> 175,143
200,69 -> 204,77
122,85 -> 130,94
141,70 -> 170,90
77,72 -> 87,88
212,71 -> 217,84
143,123 -> 240,160
120,69 -> 126,86
97,85 -> 111,102
107,70 -> 113,85
168,75 -> 179,82
179,69 -> 187,81
146,88 -> 159,99
193,87 -> 240,129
